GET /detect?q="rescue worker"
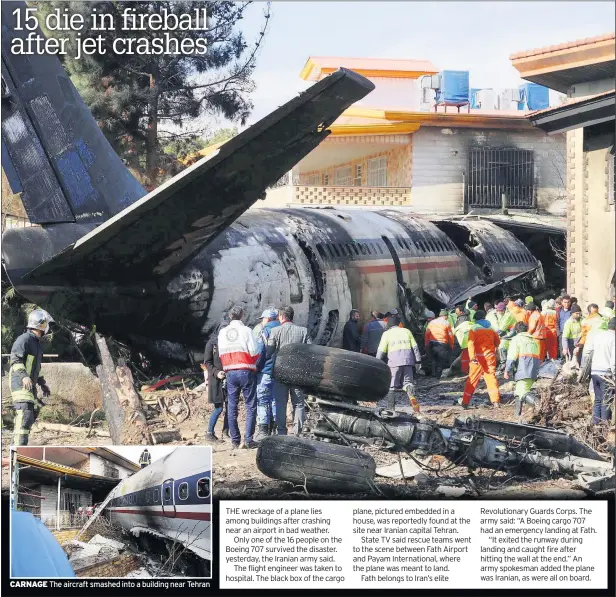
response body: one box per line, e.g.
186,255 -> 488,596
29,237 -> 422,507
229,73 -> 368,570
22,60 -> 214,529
504,322 -> 541,417
487,302 -> 516,368
465,300 -> 478,322
484,302 -> 494,316
448,304 -> 467,329
575,304 -> 606,369
459,310 -> 501,409
525,295 -> 534,306
424,309 -> 454,378
10,309 -> 53,446
139,448 -> 151,468
454,314 -> 473,374
509,298 -> 529,324
360,311 -> 386,357
562,304 -> 583,364
542,299 -> 559,360
557,295 -> 573,356
385,308 -> 405,328
342,309 -> 361,352
252,306 -> 277,340
267,305 -> 311,436
376,314 -> 422,411
600,301 -> 615,320
254,309 -> 281,442
204,317 -> 230,444
526,302 -> 548,362
590,318 -> 615,423
218,306 -> 260,449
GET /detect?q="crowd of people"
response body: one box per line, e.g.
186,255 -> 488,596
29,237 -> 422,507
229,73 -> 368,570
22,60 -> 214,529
342,293 -> 615,422
202,305 -> 310,449
199,293 -> 614,449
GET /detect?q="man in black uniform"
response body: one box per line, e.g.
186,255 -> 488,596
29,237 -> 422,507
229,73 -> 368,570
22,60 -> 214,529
139,448 -> 152,468
9,309 -> 53,446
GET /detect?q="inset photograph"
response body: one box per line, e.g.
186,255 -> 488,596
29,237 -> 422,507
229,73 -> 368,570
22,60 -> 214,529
8,445 -> 211,578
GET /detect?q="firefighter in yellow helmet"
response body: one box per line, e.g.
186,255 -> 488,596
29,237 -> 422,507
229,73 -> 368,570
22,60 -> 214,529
9,309 -> 54,446
139,448 -> 152,468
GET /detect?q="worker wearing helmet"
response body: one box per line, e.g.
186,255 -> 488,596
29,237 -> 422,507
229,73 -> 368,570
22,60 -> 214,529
139,448 -> 152,468
9,309 -> 54,445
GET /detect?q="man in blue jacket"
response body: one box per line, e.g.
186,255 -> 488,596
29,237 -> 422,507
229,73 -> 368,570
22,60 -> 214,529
254,309 -> 280,442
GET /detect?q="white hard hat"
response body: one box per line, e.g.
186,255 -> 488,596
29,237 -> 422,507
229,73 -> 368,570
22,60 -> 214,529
27,309 -> 54,334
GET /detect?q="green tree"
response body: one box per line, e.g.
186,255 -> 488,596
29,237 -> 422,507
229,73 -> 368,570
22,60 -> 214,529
35,1 -> 270,188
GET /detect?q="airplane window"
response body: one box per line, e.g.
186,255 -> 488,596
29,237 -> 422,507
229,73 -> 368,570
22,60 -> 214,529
154,489 -> 159,503
164,486 -> 171,501
360,244 -> 368,255
145,490 -> 150,504
197,478 -> 211,499
316,244 -> 326,259
403,239 -> 411,251
178,482 -> 189,500
352,244 -> 360,256
376,243 -> 384,255
331,244 -> 340,258
397,238 -> 404,250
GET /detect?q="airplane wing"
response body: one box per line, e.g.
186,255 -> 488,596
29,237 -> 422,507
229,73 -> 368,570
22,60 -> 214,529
23,68 -> 374,284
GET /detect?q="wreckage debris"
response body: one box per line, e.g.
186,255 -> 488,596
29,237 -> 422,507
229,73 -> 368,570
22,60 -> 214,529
254,343 -> 615,495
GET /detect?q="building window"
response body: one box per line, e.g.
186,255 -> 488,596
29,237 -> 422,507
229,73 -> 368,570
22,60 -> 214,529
334,166 -> 352,186
178,482 -> 189,501
322,173 -> 329,186
367,157 -> 387,187
103,463 -> 119,479
467,148 -> 535,208
354,164 -> 363,186
197,478 -> 211,499
307,173 -> 320,186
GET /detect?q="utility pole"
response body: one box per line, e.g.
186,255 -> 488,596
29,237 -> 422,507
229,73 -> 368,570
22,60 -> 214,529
56,476 -> 61,531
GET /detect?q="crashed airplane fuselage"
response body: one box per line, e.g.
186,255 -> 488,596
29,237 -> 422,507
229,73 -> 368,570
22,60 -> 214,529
1,2 -> 544,359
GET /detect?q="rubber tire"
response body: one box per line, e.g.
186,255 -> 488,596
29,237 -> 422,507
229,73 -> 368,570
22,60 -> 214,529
577,349 -> 592,385
256,435 -> 377,493
272,343 -> 391,401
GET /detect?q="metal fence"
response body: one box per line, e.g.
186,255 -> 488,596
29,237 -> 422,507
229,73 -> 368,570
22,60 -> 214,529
466,148 -> 535,208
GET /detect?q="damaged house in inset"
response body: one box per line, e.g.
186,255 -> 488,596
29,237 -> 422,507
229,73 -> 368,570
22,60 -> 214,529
11,447 -> 138,530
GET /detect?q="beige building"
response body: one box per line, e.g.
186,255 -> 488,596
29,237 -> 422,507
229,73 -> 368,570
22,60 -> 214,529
262,56 -> 566,217
512,33 -> 616,306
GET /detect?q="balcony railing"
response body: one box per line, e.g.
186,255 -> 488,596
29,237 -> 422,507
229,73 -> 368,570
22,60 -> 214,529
294,185 -> 412,206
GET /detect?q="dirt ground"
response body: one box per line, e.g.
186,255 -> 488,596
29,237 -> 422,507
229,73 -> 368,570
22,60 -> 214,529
2,368 -> 611,500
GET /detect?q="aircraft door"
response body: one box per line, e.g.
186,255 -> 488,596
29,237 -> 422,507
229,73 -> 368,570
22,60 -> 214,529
161,479 -> 176,518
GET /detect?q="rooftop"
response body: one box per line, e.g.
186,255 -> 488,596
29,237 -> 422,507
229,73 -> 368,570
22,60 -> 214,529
510,32 -> 615,60
300,56 -> 439,81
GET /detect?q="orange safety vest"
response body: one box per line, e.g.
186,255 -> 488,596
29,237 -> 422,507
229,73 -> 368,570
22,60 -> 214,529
424,317 -> 454,348
467,326 -> 500,360
542,309 -> 558,333
528,311 -> 548,339
579,312 -> 604,345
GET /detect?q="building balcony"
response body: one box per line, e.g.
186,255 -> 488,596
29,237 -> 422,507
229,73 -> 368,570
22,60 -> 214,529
262,184 -> 412,207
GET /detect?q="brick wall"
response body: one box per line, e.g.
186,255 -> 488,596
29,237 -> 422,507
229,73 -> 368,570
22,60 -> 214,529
75,554 -> 142,578
300,144 -> 412,188
410,126 -> 566,214
52,528 -> 93,544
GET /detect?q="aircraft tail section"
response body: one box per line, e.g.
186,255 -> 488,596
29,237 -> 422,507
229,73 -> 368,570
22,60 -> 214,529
1,2 -> 145,225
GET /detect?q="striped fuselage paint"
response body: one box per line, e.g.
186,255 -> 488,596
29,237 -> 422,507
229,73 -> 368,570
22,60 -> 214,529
105,447 -> 212,562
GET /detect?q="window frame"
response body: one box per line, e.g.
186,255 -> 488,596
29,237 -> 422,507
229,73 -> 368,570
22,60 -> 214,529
178,482 -> 189,501
367,156 -> 387,187
197,477 -> 211,500
334,165 -> 353,186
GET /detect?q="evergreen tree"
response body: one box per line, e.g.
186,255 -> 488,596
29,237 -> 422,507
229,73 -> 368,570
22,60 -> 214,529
35,1 -> 270,188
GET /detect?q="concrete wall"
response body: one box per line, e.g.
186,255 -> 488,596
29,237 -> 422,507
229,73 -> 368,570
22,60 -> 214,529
89,454 -> 133,479
410,126 -> 566,214
567,128 -> 615,307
